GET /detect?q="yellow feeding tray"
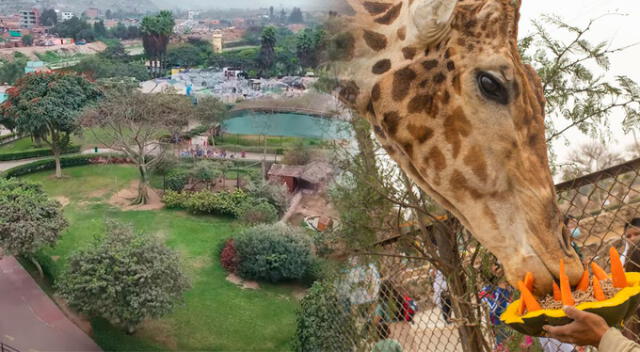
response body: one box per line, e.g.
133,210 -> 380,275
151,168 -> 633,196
500,272 -> 640,336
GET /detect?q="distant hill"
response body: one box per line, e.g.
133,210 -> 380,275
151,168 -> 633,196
0,0 -> 158,15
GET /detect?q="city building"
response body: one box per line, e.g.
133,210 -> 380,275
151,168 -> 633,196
83,8 -> 100,19
20,9 -> 39,28
60,11 -> 74,21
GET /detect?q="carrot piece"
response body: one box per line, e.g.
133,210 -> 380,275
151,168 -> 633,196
610,247 -> 628,288
517,298 -> 526,316
524,272 -> 534,292
591,262 -> 609,281
593,276 -> 606,301
559,259 -> 575,306
552,281 -> 561,301
517,280 -> 542,313
576,270 -> 590,291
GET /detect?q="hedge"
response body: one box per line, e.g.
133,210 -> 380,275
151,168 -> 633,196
214,144 -> 285,155
0,145 -> 81,161
1,153 -> 124,178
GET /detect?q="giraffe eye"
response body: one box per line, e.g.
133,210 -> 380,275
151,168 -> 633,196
477,72 -> 509,105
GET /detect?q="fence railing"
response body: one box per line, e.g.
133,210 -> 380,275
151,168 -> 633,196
309,157 -> 640,352
0,342 -> 20,352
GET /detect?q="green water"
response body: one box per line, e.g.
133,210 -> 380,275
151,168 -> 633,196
223,113 -> 352,139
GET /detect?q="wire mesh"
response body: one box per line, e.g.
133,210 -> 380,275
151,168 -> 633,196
311,157 -> 640,352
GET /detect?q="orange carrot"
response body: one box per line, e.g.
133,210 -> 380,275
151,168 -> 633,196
591,262 -> 609,281
559,259 -> 575,306
576,270 -> 590,291
524,272 -> 534,292
518,280 -> 542,313
610,247 -> 628,288
593,276 -> 606,301
552,281 -> 561,301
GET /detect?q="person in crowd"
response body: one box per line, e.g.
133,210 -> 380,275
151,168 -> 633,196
431,269 -> 452,324
372,322 -> 403,352
544,306 -> 640,351
373,281 -> 404,325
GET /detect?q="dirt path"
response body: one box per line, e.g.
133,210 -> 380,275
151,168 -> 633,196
108,180 -> 164,211
0,256 -> 101,351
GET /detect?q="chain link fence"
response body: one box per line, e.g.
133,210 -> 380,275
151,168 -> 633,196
306,157 -> 640,352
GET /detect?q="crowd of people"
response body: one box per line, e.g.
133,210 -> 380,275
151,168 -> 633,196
369,217 -> 640,352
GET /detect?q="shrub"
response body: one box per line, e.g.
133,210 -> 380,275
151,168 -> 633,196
281,142 -> 311,165
57,220 -> 190,334
185,190 -> 250,217
0,145 -> 81,161
219,239 -> 239,273
238,200 -> 279,225
165,169 -> 189,191
247,181 -> 289,215
162,190 -> 189,209
234,223 -> 313,282
294,281 -> 357,352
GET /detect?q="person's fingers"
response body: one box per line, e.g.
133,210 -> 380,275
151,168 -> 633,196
563,305 -> 589,320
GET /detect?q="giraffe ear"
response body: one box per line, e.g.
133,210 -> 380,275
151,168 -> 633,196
411,0 -> 457,44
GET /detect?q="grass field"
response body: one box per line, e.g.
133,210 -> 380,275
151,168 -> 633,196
0,137 -> 40,152
22,165 -> 299,351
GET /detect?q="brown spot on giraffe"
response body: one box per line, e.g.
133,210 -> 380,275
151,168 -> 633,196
372,59 -> 392,74
426,146 -> 446,172
450,169 -> 483,200
444,107 -> 472,158
402,47 -> 417,60
392,67 -> 417,101
422,59 -> 439,71
483,205 -> 499,230
363,30 -> 388,51
451,74 -> 462,95
463,145 -> 488,183
397,26 -> 406,41
446,61 -> 456,71
433,72 -> 446,85
402,142 -> 414,157
407,94 -> 430,114
362,1 -> 392,15
374,2 -> 402,25
382,111 -> 401,136
407,123 -> 434,144
371,83 -> 381,102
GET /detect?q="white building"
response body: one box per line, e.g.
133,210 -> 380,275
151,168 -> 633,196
60,11 -> 74,21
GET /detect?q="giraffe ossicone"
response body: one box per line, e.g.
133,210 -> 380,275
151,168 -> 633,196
331,0 -> 583,294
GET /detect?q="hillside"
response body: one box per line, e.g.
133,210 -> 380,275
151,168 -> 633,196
0,0 -> 157,15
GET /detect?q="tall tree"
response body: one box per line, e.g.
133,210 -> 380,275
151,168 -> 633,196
140,11 -> 175,61
40,8 -> 58,26
1,73 -> 101,178
288,7 -> 304,24
57,220 -> 189,334
105,9 -> 113,19
258,26 -> 277,74
83,91 -> 191,205
21,34 -> 33,46
93,20 -> 107,38
0,179 -> 68,277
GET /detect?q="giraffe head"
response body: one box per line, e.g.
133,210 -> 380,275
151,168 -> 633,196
331,0 -> 583,293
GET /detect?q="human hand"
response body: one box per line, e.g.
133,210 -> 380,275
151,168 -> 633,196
542,306 -> 610,346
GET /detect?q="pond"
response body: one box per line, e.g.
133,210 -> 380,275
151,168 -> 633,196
222,112 -> 352,140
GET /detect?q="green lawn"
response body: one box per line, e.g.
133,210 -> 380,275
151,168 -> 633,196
23,165 -> 299,351
0,137 -> 40,152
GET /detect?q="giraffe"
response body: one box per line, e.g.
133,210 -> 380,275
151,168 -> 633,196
331,0 -> 583,294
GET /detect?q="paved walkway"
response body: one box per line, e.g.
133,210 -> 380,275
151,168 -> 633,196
0,256 -> 101,352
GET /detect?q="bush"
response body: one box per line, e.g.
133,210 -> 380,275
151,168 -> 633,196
235,223 -> 313,282
165,169 -> 189,191
294,281 -> 357,352
247,181 -> 289,215
162,190 -> 189,209
238,200 -> 279,225
219,239 -> 239,273
185,190 -> 250,217
1,153 -> 122,178
57,220 -> 190,334
0,145 -> 81,161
